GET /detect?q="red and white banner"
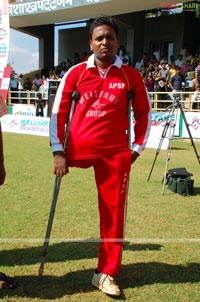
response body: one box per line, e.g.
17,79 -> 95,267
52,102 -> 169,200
0,0 -> 10,103
0,0 -> 9,70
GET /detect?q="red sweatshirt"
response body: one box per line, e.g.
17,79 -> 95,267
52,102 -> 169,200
50,55 -> 151,160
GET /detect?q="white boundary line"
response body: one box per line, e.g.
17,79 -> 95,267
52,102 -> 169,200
0,238 -> 200,243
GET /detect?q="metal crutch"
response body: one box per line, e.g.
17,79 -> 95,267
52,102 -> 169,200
123,90 -> 134,237
38,90 -> 80,276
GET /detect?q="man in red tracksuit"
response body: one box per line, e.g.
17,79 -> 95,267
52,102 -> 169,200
50,17 -> 151,296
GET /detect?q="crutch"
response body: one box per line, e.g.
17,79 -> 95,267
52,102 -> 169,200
38,90 -> 80,276
123,90 -> 134,236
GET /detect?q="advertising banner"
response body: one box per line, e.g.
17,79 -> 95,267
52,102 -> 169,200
181,112 -> 200,139
0,0 -> 9,74
0,0 -> 10,107
1,114 -> 50,136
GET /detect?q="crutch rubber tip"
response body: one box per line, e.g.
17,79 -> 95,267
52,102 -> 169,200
38,266 -> 44,276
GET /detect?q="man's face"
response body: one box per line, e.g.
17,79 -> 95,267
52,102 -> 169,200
89,24 -> 119,62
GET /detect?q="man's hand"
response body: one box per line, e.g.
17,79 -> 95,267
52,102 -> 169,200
53,154 -> 68,177
131,150 -> 139,164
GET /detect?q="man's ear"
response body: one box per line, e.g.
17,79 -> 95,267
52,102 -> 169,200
89,40 -> 93,51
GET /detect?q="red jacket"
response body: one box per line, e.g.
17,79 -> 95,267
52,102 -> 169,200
50,55 -> 151,160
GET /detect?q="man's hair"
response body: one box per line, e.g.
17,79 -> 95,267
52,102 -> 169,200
89,17 -> 119,39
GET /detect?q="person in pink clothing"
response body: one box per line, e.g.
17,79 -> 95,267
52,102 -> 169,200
0,93 -> 7,185
50,17 -> 151,296
0,94 -> 17,289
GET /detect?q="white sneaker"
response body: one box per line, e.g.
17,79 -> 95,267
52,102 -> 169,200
92,272 -> 121,296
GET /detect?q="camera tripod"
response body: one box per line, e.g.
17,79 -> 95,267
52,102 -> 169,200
147,94 -> 200,194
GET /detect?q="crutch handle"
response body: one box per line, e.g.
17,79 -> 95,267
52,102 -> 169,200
72,90 -> 80,101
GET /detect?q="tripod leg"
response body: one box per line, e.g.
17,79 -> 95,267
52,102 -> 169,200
162,126 -> 175,194
161,107 -> 179,194
147,120 -> 170,182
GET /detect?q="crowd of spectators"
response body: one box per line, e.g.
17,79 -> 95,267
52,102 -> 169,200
8,47 -> 200,109
135,48 -> 200,108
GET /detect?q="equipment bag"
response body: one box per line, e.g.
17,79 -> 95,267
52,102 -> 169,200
166,167 -> 194,196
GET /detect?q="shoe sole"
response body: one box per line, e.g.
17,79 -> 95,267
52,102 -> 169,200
92,279 -> 121,296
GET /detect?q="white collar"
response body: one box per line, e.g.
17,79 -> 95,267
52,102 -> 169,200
87,54 -> 123,69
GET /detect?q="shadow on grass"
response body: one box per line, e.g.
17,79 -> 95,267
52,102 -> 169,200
0,262 -> 200,300
192,187 -> 200,195
0,242 -> 163,266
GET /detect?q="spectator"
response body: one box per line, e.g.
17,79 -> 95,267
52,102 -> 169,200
154,70 -> 167,107
33,73 -> 42,91
169,63 -> 177,82
23,77 -> 32,91
150,54 -> 159,65
49,69 -> 58,80
135,58 -> 142,71
145,71 -> 154,92
35,92 -> 46,117
175,54 -> 185,68
9,73 -> 18,103
192,85 -> 200,109
181,60 -> 193,77
17,74 -> 24,104
159,62 -> 169,82
140,64 -> 146,78
141,52 -> 149,68
169,55 -> 175,66
121,49 -> 130,65
195,59 -> 200,87
190,53 -> 199,67
146,62 -> 155,76
170,67 -> 185,104
152,64 -> 160,80
170,67 -> 184,92
39,75 -> 49,98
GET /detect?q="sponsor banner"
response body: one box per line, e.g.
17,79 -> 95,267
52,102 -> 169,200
181,112 -> 200,138
130,110 -> 180,150
0,65 -> 12,101
9,0 -> 110,16
146,110 -> 180,150
0,0 -> 9,72
2,109 -> 199,144
1,114 -> 50,136
0,0 -> 10,106
11,104 -> 48,117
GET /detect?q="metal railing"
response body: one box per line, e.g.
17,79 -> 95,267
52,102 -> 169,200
7,90 -> 48,105
147,91 -> 200,112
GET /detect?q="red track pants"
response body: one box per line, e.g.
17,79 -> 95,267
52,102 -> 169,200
69,150 -> 132,276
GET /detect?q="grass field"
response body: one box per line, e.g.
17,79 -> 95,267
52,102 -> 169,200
0,133 -> 200,302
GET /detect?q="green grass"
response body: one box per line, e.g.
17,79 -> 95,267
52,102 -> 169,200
0,133 -> 200,301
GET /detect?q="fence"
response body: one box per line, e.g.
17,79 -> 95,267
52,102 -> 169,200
7,90 -> 48,105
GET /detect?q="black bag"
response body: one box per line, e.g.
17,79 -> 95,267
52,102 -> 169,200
166,167 -> 194,196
